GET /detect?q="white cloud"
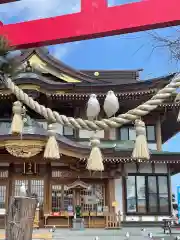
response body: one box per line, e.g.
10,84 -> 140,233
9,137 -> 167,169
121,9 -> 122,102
0,0 -> 81,59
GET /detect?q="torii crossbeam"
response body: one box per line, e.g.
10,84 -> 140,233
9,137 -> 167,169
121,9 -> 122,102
0,0 -> 179,49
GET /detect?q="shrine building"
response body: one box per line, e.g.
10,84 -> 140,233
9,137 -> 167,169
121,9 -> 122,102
0,48 -> 179,228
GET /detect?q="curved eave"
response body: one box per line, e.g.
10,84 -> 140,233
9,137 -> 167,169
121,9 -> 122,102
0,134 -> 180,163
19,48 -> 103,83
0,73 -> 175,97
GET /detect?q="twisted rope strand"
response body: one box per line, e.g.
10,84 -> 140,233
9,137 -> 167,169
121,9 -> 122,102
2,74 -> 180,131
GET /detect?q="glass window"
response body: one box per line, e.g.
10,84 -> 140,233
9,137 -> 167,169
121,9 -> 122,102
13,180 -> 44,206
64,126 -> 74,136
31,180 -> 44,205
148,176 -> 158,213
51,185 -> 62,212
146,126 -> 155,141
63,185 -> 73,211
158,176 -> 169,213
0,185 -> 6,208
126,175 -> 170,215
14,180 -> 28,196
126,176 -> 136,212
136,176 -> 146,213
80,184 -> 105,212
120,125 -> 155,142
129,127 -> 136,141
120,127 -> 129,141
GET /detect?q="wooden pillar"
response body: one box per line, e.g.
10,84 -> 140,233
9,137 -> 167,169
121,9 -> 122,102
167,164 -> 172,214
156,115 -> 162,151
44,163 -> 51,214
122,164 -> 126,221
107,179 -> 115,213
7,164 -> 13,208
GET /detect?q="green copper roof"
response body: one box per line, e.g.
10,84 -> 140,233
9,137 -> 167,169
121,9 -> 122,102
78,140 -> 180,155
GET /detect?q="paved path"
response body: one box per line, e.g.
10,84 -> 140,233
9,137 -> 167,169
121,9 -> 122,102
52,227 -> 180,239
0,230 -> 52,240
0,227 -> 180,240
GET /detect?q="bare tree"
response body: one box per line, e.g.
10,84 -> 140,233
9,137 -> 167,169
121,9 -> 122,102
149,28 -> 180,63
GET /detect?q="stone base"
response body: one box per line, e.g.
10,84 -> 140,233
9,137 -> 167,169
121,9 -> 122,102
72,218 -> 84,231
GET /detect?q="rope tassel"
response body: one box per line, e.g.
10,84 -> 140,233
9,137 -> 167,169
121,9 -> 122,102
11,101 -> 24,135
44,124 -> 60,160
87,138 -> 104,171
132,119 -> 150,160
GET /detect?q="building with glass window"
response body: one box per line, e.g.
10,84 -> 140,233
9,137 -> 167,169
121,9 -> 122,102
0,48 -> 178,228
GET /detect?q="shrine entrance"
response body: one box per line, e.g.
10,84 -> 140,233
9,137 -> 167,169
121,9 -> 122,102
66,180 -> 90,218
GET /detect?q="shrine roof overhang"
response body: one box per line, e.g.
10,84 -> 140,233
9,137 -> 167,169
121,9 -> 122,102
13,48 -> 143,84
17,48 -> 100,84
0,73 -> 176,98
0,134 -> 179,164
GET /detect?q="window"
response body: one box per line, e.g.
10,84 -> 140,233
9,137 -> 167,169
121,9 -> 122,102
51,183 -> 105,213
146,126 -> 155,141
148,176 -> 158,213
52,185 -> 62,212
31,180 -> 44,205
63,126 -> 74,136
13,179 -> 44,206
80,184 -> 105,212
137,176 -> 146,213
0,185 -> 6,208
51,184 -> 73,212
126,175 -> 170,215
158,176 -> 169,213
119,125 -> 155,142
126,176 -> 136,212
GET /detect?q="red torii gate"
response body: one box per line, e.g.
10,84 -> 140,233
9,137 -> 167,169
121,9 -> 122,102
0,0 -> 179,49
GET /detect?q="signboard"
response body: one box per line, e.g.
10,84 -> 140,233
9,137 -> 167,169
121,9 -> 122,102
177,186 -> 180,224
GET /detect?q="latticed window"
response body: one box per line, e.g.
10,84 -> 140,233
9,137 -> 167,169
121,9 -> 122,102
52,185 -> 62,212
0,185 -> 6,208
63,185 -> 73,211
13,179 -> 44,205
31,180 -> 44,205
51,184 -> 73,212
80,184 -> 105,212
14,180 -> 28,196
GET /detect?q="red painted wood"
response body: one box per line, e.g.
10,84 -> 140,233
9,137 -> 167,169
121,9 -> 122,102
0,0 -> 179,49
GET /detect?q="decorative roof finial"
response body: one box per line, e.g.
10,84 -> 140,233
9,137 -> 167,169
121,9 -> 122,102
25,60 -> 33,72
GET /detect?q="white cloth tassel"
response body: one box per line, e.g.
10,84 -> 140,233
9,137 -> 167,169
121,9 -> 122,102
44,124 -> 60,160
11,101 -> 24,135
87,138 -> 104,171
132,119 -> 150,160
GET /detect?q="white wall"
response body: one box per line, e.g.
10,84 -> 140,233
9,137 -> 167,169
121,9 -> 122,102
155,163 -> 167,173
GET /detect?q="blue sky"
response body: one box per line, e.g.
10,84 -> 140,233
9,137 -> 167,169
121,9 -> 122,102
0,0 -> 180,196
